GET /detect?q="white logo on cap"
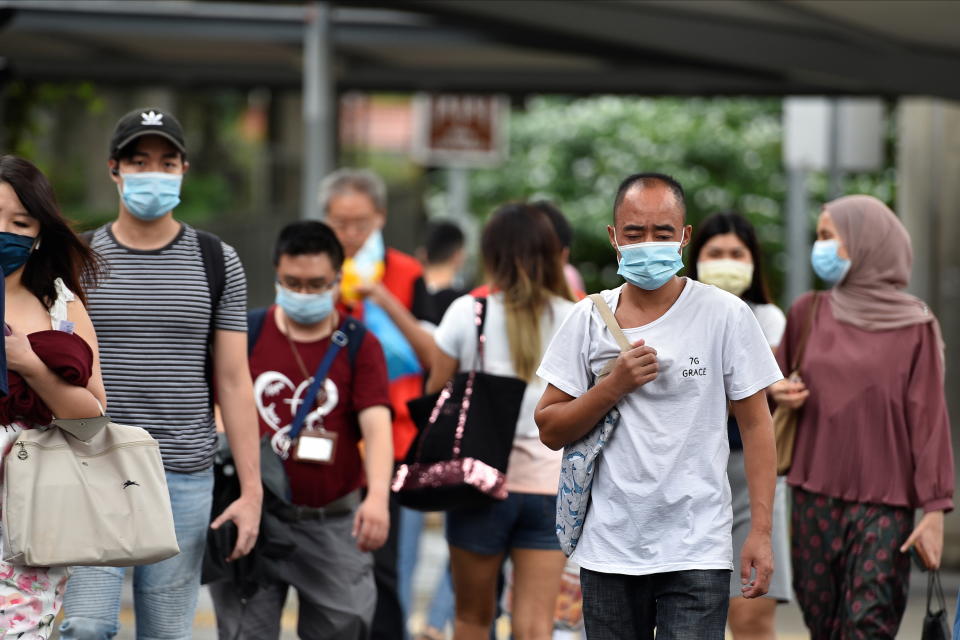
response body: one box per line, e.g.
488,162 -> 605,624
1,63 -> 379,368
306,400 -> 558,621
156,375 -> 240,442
140,111 -> 164,126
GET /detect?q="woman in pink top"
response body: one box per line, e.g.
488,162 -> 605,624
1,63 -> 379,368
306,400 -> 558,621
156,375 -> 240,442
771,195 -> 952,639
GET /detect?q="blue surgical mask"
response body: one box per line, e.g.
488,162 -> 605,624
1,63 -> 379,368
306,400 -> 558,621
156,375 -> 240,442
811,239 -> 851,285
120,172 -> 182,221
0,232 -> 36,276
615,229 -> 686,290
275,284 -> 335,325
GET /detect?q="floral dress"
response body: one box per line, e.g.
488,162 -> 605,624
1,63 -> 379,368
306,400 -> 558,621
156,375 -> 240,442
0,279 -> 76,638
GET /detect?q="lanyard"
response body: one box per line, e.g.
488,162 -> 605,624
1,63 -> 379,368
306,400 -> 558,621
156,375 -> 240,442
288,325 -> 349,441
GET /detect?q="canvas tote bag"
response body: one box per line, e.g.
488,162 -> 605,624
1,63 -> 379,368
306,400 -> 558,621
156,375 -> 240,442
555,294 -> 631,556
2,413 -> 179,567
773,292 -> 820,475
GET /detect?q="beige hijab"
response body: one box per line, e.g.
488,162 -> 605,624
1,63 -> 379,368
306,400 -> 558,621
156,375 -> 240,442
826,194 -> 944,361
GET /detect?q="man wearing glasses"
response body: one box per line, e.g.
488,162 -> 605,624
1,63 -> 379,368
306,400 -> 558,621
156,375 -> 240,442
209,220 -> 393,638
319,168 -> 434,639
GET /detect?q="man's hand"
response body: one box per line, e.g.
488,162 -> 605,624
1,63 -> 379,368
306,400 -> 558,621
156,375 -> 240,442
353,493 -> 389,552
607,339 -> 658,396
770,377 -> 809,409
901,510 -> 944,570
210,493 -> 262,561
740,529 -> 773,598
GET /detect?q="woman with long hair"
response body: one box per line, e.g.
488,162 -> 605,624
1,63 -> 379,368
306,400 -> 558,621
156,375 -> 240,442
0,155 -> 105,637
688,211 -> 792,640
771,195 -> 952,638
427,203 -> 575,640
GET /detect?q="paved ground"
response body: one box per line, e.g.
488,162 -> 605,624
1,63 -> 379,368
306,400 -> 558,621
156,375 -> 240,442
81,520 -> 958,639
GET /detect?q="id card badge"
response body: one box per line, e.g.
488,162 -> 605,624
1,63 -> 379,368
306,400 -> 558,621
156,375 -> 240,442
293,427 -> 338,465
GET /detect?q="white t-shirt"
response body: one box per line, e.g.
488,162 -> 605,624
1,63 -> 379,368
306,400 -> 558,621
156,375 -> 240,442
748,302 -> 786,348
536,279 -> 783,575
435,292 -> 575,494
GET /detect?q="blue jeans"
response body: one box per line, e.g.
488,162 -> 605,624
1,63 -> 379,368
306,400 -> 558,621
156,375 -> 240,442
60,468 -> 214,640
397,507 -> 455,632
580,568 -> 730,640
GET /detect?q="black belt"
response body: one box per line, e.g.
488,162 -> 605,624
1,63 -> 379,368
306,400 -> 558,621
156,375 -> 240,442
275,490 -> 360,523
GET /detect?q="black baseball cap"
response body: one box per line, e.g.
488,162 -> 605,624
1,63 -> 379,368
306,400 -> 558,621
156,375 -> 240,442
109,107 -> 186,158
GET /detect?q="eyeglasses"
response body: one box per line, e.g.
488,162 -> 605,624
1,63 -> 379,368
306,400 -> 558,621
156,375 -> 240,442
277,278 -> 339,295
325,216 -> 378,235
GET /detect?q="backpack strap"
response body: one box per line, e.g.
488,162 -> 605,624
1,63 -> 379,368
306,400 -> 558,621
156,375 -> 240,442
196,229 -> 226,314
589,293 -> 631,379
195,230 -> 227,406
247,308 -> 269,357
288,316 -> 365,440
343,317 -> 366,365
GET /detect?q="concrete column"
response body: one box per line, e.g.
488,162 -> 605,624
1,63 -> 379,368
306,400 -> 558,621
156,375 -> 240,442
897,97 -> 960,564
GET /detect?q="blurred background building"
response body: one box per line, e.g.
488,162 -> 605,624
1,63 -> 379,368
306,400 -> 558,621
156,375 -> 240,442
2,0 -> 960,559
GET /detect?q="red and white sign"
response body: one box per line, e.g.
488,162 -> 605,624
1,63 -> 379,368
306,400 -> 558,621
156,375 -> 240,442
412,94 -> 509,167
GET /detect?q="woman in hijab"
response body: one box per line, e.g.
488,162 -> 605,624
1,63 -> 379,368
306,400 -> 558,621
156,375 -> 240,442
771,195 -> 952,639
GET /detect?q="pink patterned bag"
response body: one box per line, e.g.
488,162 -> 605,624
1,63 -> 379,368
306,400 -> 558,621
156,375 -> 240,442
392,298 -> 526,511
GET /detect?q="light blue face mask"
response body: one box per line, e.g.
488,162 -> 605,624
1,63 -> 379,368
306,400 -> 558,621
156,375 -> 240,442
275,284 -> 335,325
120,172 -> 182,221
615,228 -> 686,290
811,239 -> 851,285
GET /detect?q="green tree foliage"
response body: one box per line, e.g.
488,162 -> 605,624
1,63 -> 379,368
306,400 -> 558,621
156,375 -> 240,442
462,96 -> 895,302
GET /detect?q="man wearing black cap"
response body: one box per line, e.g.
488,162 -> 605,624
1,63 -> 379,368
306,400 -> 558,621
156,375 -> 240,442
60,108 -> 262,640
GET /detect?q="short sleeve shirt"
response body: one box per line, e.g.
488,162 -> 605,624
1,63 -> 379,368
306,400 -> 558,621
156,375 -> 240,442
87,223 -> 247,472
250,307 -> 390,507
537,279 -> 783,575
434,293 -> 575,494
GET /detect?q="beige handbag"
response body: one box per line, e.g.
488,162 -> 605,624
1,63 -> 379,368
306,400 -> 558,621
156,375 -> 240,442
2,414 -> 180,567
774,292 -> 820,476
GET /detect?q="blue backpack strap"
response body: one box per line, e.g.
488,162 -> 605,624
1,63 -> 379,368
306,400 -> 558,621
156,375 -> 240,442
288,317 -> 364,440
247,308 -> 269,357
343,317 -> 366,365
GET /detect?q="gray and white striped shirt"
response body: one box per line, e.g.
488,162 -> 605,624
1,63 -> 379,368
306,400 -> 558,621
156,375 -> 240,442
87,223 -> 247,473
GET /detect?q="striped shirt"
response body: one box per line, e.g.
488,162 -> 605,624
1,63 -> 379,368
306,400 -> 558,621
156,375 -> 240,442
87,223 -> 247,472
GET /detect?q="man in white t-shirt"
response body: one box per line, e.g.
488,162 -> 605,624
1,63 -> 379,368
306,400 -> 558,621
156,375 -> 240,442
535,173 -> 782,639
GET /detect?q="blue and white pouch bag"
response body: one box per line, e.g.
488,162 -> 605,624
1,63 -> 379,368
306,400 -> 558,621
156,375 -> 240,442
556,293 -> 631,556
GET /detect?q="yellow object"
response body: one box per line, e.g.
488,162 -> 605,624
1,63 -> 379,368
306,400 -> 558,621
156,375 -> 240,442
340,257 -> 384,304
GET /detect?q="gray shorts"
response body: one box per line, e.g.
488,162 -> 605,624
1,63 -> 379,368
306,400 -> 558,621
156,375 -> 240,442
728,450 -> 793,602
208,507 -> 376,639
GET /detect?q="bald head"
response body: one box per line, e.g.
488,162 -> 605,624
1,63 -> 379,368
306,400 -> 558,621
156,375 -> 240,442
608,173 -> 690,251
613,173 -> 686,227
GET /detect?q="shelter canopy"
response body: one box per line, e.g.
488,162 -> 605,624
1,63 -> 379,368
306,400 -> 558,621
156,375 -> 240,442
1,0 -> 959,98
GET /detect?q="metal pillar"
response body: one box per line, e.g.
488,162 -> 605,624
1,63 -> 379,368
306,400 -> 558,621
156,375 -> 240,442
785,167 -> 811,306
827,98 -> 843,200
446,168 -> 470,226
301,1 -> 333,220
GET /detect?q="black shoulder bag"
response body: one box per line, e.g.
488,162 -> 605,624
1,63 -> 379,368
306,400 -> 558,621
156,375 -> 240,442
393,297 -> 527,511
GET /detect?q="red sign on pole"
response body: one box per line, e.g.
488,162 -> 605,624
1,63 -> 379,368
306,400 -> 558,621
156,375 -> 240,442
412,94 -> 508,167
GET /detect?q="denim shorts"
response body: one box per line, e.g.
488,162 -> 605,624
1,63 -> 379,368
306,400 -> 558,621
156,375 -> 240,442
446,491 -> 560,555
